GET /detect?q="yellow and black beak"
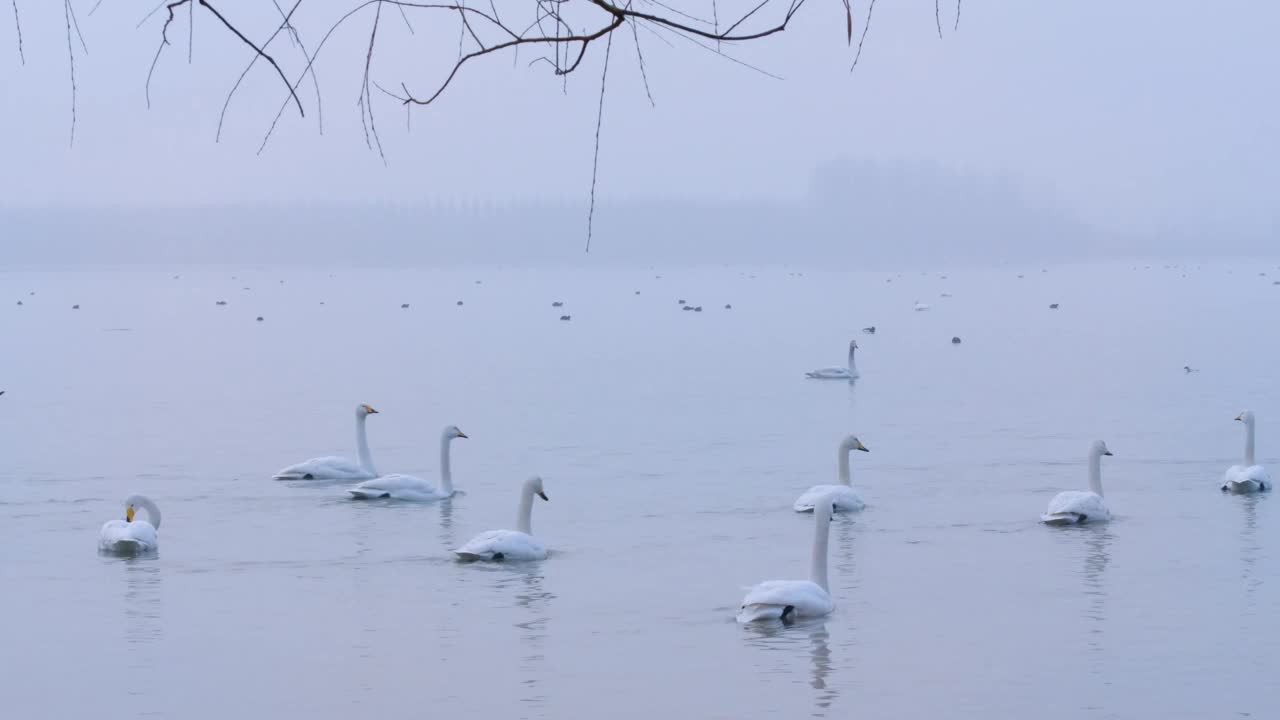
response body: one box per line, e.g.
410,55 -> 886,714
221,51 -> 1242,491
1235,414 -> 1244,422
457,431 -> 469,439
855,440 -> 870,452
537,490 -> 549,501
365,405 -> 379,414
126,506 -> 135,522
1104,450 -> 1114,456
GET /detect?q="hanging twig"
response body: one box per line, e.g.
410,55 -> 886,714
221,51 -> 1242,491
585,30 -> 613,253
64,0 -> 77,146
10,0 -> 22,65
850,0 -> 876,71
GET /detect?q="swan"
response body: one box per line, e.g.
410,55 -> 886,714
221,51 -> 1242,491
98,495 -> 161,554
806,340 -> 859,380
273,404 -> 379,480
913,300 -> 931,311
794,435 -> 869,513
738,493 -> 837,623
348,425 -> 468,500
1222,411 -> 1272,493
1041,441 -> 1113,525
455,476 -> 549,562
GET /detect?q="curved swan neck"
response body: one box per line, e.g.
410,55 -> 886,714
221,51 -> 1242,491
1087,448 -> 1104,497
810,504 -> 832,591
516,480 -> 536,535
439,431 -> 454,495
128,495 -> 162,530
837,444 -> 852,486
356,413 -> 376,475
1244,416 -> 1256,466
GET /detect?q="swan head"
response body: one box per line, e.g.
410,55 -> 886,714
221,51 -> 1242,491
527,475 -> 549,501
848,340 -> 858,352
357,404 -> 379,418
122,494 -> 152,522
1236,410 -> 1255,424
1092,440 -> 1113,457
840,435 -> 869,453
126,505 -> 135,522
444,425 -> 468,440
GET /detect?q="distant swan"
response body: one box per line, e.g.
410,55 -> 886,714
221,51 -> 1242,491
273,404 -> 379,480
1042,441 -> 1113,525
913,300 -> 931,311
455,476 -> 550,562
349,425 -> 468,500
1222,411 -> 1272,493
794,435 -> 869,513
99,495 -> 161,554
806,340 -> 858,380
738,493 -> 837,623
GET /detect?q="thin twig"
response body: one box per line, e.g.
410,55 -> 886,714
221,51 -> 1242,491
850,0 -> 876,71
585,30 -> 614,253
630,18 -> 654,107
955,0 -> 961,31
217,0 -> 305,142
935,0 -> 942,39
64,0 -> 77,146
11,0 -> 22,65
198,0 -> 304,117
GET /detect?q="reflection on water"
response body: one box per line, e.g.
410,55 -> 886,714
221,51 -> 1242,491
1236,494 -> 1265,616
1080,525 -> 1113,671
119,556 -> 164,673
437,497 -> 456,551
743,619 -> 839,718
497,565 -> 555,714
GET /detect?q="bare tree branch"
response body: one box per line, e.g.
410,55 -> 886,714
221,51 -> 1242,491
64,0 -> 76,145
850,0 -> 876,72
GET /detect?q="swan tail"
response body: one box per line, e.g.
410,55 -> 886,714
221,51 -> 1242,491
737,604 -> 789,624
347,488 -> 389,499
1223,479 -> 1268,493
100,539 -> 149,555
273,471 -> 311,480
1041,512 -> 1083,526
455,551 -> 495,562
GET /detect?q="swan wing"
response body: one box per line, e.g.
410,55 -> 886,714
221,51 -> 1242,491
455,530 -> 547,562
738,580 -> 832,623
348,474 -> 449,501
274,456 -> 372,480
805,368 -> 850,379
1042,491 -> 1110,525
794,485 -> 864,513
99,519 -> 158,553
1223,465 -> 1272,492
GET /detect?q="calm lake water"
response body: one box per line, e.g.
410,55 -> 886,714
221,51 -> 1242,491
2,262 -> 1278,718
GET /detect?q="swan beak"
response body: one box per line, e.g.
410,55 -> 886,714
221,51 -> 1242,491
364,405 -> 379,414
1104,450 -> 1114,456
1235,414 -> 1243,422
457,431 -> 468,439
537,491 -> 549,501
126,506 -> 135,522
855,440 -> 869,452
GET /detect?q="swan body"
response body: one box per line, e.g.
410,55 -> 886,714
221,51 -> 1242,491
794,435 -> 868,513
455,476 -> 549,562
98,495 -> 161,554
274,404 -> 379,480
739,496 -> 836,623
1042,441 -> 1113,525
349,426 -> 467,500
1222,411 -> 1272,493
913,300 -> 931,312
806,340 -> 859,380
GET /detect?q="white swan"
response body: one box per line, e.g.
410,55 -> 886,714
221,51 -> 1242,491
455,476 -> 549,562
913,300 -> 931,311
794,434 -> 869,513
806,340 -> 859,380
1042,440 -> 1113,525
1222,410 -> 1272,493
98,495 -> 161,554
273,404 -> 379,480
349,425 -> 468,500
738,493 -> 836,623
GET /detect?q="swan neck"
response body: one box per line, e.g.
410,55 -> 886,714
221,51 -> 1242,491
1245,418 -> 1256,466
356,413 -> 376,475
848,345 -> 857,374
134,496 -> 162,530
810,507 -> 831,591
517,483 -> 535,535
837,446 -> 852,486
1088,450 -> 1104,497
439,433 -> 454,495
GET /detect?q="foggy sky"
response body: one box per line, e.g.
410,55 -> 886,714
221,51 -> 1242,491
0,1 -> 1276,262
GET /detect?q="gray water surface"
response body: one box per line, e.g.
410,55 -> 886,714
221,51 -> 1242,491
1,263 -> 1277,718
